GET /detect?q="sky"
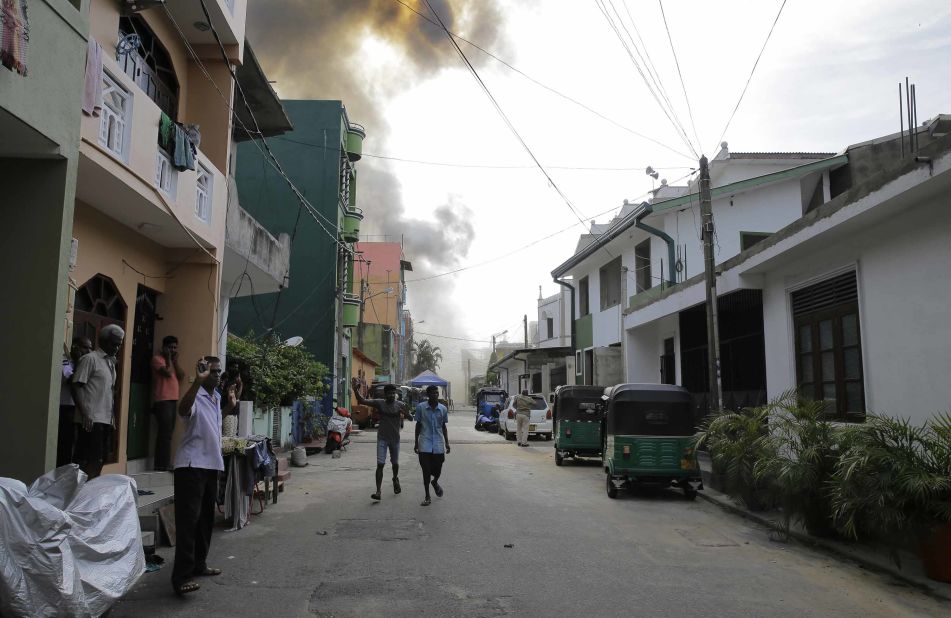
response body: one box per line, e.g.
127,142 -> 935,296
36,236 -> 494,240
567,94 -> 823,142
247,0 -> 951,393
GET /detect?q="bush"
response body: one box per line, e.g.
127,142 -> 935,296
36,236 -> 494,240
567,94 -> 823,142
227,333 -> 328,411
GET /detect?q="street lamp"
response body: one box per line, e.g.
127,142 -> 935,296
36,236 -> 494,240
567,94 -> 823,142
491,329 -> 508,355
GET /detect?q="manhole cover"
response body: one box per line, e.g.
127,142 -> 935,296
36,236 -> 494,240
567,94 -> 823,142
675,527 -> 739,547
333,518 -> 425,541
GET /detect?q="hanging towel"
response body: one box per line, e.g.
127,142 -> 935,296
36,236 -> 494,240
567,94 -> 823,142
0,0 -> 30,76
158,112 -> 173,150
82,39 -> 103,116
172,123 -> 196,171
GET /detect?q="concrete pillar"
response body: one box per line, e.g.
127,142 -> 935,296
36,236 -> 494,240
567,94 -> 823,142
541,363 -> 552,397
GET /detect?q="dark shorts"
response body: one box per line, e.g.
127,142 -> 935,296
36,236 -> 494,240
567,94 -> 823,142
75,422 -> 114,465
152,400 -> 177,416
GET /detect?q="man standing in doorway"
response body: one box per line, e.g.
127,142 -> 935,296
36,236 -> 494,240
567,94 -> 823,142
72,324 -> 124,479
514,389 -> 534,447
152,335 -> 185,471
414,385 -> 450,506
352,379 -> 409,501
58,335 -> 92,467
171,356 -> 236,596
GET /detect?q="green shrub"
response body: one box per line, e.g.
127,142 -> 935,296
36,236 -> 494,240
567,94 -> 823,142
227,333 -> 328,411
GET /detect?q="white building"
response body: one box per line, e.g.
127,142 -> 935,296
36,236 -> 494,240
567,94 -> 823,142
537,289 -> 571,349
552,117 -> 951,425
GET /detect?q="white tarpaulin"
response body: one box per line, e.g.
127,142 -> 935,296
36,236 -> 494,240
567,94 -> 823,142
0,465 -> 145,617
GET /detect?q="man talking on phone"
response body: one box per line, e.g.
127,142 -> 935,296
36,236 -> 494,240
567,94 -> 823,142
171,356 -> 236,596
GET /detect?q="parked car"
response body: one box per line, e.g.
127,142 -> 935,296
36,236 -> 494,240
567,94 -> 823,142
497,394 -> 552,441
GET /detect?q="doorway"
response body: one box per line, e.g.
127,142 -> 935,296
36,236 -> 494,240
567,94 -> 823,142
127,285 -> 158,461
73,274 -> 127,465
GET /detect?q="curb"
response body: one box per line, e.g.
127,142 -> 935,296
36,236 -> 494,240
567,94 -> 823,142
697,491 -> 951,603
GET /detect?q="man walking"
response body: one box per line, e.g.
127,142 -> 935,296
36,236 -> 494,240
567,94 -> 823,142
414,385 -> 450,506
72,325 -> 124,479
58,335 -> 92,467
171,356 -> 236,596
151,335 -> 185,471
352,379 -> 409,501
513,389 -> 534,447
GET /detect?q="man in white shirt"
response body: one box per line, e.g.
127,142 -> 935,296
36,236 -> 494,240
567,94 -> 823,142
171,356 -> 236,596
72,325 -> 124,479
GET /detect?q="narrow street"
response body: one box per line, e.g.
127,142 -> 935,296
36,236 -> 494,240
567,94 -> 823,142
115,410 -> 947,617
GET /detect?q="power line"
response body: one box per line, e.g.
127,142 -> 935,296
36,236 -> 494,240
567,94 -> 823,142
713,0 -> 789,152
414,331 -> 492,344
658,0 -> 702,152
422,0 -> 591,232
391,0 -> 694,162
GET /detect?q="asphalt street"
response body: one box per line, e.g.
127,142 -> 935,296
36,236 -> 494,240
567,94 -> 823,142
114,409 -> 949,617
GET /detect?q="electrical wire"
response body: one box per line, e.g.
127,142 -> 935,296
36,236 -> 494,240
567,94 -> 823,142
414,331 -> 492,344
391,0 -> 694,162
713,0 -> 788,152
658,0 -> 702,152
421,0 -> 591,232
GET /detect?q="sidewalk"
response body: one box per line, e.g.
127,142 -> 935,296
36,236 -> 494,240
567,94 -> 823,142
697,455 -> 951,602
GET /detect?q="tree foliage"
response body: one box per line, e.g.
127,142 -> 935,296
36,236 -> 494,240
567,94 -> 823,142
227,333 -> 328,410
412,339 -> 442,374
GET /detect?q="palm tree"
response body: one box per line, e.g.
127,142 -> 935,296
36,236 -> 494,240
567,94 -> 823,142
413,339 -> 442,373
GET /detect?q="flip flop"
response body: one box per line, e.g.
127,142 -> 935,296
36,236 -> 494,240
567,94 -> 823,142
393,478 -> 401,494
371,493 -> 381,501
431,481 -> 444,498
174,581 -> 200,596
420,497 -> 431,506
194,567 -> 221,577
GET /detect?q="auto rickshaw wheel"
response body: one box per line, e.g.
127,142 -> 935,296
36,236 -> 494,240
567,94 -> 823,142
606,472 -> 618,499
555,451 -> 563,466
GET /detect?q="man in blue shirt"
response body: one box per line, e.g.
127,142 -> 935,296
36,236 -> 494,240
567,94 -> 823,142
414,385 -> 450,506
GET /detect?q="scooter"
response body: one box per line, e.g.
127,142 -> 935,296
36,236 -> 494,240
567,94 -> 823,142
324,407 -> 353,455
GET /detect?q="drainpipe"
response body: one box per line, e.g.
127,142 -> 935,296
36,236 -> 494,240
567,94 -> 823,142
634,202 -> 677,286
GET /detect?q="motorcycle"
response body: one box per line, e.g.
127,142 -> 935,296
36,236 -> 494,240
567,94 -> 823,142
324,407 -> 353,455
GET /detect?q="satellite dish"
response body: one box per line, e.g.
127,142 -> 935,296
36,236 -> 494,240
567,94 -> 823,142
284,336 -> 304,347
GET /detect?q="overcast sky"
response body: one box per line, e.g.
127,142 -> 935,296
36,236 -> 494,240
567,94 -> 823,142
248,0 -> 951,392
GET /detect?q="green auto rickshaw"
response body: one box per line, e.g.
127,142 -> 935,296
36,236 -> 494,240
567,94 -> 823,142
601,383 -> 702,500
552,385 -> 605,466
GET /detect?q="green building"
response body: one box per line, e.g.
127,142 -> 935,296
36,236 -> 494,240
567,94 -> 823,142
229,100 -> 365,403
0,0 -> 88,482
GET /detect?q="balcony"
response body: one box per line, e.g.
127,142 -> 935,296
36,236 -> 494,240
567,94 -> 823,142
341,208 -> 364,243
163,0 -> 246,62
223,199 -> 291,297
77,59 -> 226,251
346,123 -> 365,161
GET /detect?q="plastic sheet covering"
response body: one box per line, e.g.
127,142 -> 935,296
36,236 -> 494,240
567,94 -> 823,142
0,465 -> 145,617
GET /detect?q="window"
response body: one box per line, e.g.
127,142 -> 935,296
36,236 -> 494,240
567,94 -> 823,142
741,232 -> 771,251
99,73 -> 130,159
600,257 -> 622,310
635,239 -> 652,293
117,16 -> 179,116
155,149 -> 174,194
546,317 -> 554,340
575,351 -> 582,375
792,271 -> 865,421
195,164 -> 213,223
578,277 -> 590,316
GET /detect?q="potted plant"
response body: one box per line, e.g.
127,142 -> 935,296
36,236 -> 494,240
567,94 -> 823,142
829,412 -> 951,581
755,393 -> 845,537
694,405 -> 776,511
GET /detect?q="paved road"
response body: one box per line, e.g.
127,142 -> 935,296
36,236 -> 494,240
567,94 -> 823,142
115,409 -> 948,617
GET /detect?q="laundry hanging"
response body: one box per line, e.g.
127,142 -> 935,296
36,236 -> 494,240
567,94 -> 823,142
82,39 -> 103,116
172,123 -> 196,171
0,0 -> 30,76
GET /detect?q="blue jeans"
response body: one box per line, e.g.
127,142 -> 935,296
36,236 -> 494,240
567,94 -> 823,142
377,439 -> 399,465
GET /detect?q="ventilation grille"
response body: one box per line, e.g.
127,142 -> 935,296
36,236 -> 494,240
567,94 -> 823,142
791,271 -> 858,317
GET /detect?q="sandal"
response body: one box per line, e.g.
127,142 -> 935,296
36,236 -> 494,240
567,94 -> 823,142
174,581 -> 200,596
393,477 -> 401,494
371,493 -> 381,501
420,497 -> 431,506
194,567 -> 221,577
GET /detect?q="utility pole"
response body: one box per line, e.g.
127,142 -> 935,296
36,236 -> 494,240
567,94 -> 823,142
523,314 -> 528,348
358,277 -> 366,350
699,156 -> 722,412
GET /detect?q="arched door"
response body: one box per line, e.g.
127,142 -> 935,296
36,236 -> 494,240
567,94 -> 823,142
73,274 -> 127,465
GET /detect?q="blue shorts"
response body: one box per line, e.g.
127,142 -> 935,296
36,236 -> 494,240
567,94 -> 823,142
377,439 -> 399,465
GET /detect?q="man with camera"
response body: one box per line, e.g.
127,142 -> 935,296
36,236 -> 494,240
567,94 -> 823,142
151,335 -> 185,471
171,356 -> 236,596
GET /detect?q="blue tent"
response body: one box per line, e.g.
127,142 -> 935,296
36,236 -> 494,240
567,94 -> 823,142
408,370 -> 448,387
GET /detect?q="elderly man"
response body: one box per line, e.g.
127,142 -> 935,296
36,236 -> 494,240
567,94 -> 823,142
172,356 -> 236,596
71,324 -> 124,479
352,378 -> 409,501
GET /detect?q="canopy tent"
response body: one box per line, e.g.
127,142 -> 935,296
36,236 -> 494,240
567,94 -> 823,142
408,370 -> 452,407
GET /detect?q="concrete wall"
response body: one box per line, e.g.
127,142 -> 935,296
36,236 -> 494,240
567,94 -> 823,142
593,347 -> 623,388
625,313 -> 679,384
762,188 -> 951,426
